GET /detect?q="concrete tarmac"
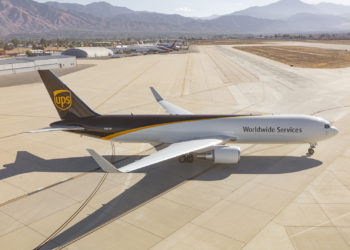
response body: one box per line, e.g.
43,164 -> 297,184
0,44 -> 350,250
0,64 -> 94,88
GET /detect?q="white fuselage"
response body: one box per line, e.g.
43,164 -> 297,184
110,115 -> 338,144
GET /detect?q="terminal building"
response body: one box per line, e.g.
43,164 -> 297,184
62,47 -> 113,58
0,55 -> 76,75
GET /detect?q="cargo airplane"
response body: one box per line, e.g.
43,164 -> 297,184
112,41 -> 176,54
29,70 -> 339,173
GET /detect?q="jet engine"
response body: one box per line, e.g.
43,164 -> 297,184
198,145 -> 240,164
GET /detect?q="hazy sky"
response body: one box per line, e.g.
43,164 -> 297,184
37,0 -> 350,17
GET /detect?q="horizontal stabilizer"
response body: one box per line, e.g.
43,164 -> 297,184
150,87 -> 192,115
87,149 -> 121,173
26,126 -> 84,133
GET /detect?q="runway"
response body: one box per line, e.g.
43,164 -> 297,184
1,42 -> 350,249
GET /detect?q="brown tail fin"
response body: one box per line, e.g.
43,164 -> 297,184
38,70 -> 99,120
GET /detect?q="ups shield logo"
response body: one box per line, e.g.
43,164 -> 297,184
54,90 -> 72,111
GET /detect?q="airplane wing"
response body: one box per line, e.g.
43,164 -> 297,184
26,126 -> 84,133
150,87 -> 192,115
88,137 -> 226,173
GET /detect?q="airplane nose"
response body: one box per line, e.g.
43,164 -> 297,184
330,126 -> 339,136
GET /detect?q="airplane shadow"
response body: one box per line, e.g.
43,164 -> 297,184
2,151 -> 322,249
1,151 -> 99,181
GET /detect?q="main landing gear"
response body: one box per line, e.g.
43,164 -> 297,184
307,143 -> 317,156
179,154 -> 194,163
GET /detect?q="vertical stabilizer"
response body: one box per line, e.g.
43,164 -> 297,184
38,70 -> 99,120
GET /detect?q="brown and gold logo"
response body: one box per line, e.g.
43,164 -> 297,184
54,90 -> 72,111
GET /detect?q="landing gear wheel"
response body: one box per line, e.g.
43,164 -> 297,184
179,154 -> 194,163
186,154 -> 194,163
179,155 -> 186,163
308,148 -> 315,155
307,143 -> 317,156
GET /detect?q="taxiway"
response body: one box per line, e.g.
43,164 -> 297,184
0,42 -> 350,249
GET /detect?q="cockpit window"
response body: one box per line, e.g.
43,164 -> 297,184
325,124 -> 330,129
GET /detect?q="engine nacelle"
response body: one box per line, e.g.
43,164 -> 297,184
198,145 -> 240,164
213,146 -> 240,164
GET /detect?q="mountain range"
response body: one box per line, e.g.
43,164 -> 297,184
234,0 -> 350,19
1,0 -> 350,38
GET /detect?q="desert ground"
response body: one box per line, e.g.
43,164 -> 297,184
235,46 -> 350,68
0,41 -> 350,249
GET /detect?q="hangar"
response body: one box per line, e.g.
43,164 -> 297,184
62,47 -> 113,58
0,55 -> 76,75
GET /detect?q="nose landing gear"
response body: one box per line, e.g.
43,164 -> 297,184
307,143 -> 317,156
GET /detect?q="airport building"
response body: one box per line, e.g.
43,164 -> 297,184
0,55 -> 76,75
62,47 -> 113,58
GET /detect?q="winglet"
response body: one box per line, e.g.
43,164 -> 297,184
150,87 -> 163,102
149,87 -> 192,115
87,149 -> 124,173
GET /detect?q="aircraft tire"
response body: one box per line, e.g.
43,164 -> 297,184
308,148 -> 315,155
186,154 -> 194,163
179,155 -> 186,163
